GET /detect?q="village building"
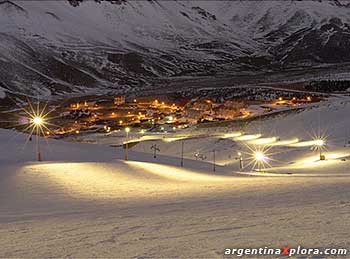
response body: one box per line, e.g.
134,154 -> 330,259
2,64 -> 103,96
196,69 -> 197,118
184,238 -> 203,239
213,101 -> 245,120
114,96 -> 125,106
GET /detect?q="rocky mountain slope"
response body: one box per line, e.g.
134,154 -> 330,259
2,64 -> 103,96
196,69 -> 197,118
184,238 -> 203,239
1,0 -> 350,102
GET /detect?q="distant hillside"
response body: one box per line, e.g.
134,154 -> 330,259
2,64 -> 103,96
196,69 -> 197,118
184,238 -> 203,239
1,0 -> 350,102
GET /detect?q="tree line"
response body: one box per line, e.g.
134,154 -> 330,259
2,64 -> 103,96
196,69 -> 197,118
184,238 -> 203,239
306,80 -> 350,92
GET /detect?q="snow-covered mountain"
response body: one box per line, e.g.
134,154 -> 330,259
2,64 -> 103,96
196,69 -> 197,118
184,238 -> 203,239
1,0 -> 350,101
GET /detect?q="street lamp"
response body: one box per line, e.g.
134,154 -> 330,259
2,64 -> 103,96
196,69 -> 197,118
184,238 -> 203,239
212,149 -> 216,172
254,151 -> 267,172
125,127 -> 130,161
151,144 -> 160,158
181,140 -> 184,167
18,100 -> 52,162
254,151 -> 265,161
315,139 -> 325,160
31,116 -> 44,162
32,117 -> 43,126
237,152 -> 244,171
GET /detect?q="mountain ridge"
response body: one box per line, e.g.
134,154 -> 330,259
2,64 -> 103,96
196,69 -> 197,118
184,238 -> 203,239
1,0 -> 350,103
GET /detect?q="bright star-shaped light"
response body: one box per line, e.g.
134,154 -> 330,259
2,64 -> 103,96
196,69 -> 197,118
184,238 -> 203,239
20,99 -> 56,146
32,117 -> 43,126
314,139 -> 324,147
254,151 -> 267,162
240,143 -> 279,172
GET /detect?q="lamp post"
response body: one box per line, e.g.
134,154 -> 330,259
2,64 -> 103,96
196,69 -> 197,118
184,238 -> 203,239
238,152 -> 244,171
32,116 -> 43,161
125,127 -> 130,161
315,139 -> 325,160
150,144 -> 160,158
254,151 -> 266,172
181,140 -> 184,167
213,149 -> 216,172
